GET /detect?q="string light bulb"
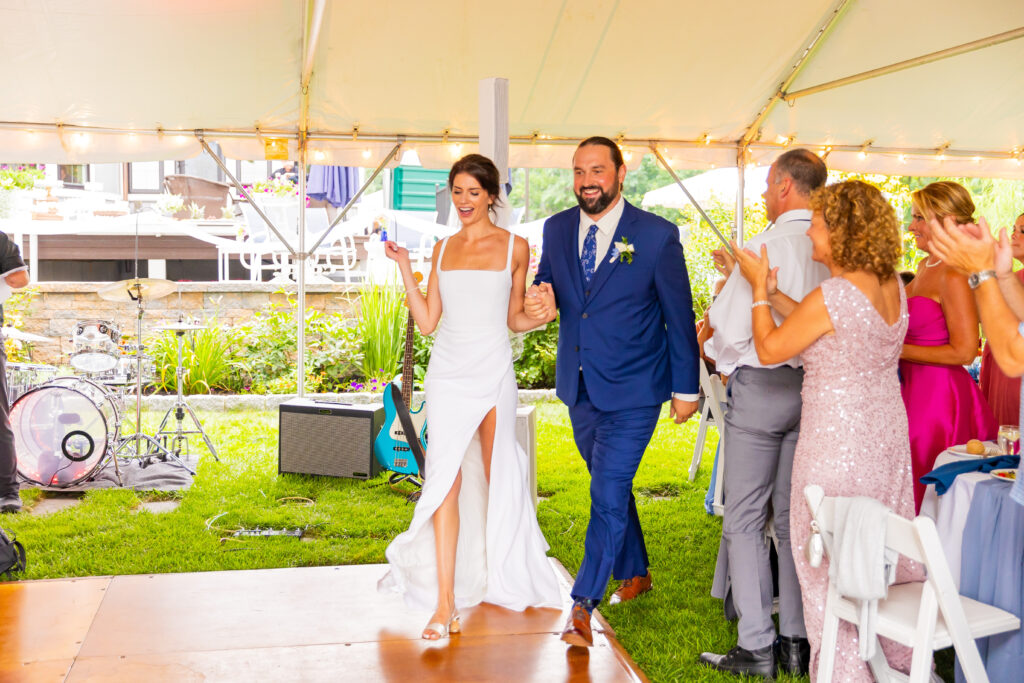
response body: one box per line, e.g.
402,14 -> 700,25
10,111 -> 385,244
362,148 -> 372,159
898,154 -> 907,164
312,150 -> 326,162
857,140 -> 873,161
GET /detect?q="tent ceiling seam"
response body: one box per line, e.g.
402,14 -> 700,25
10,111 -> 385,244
784,25 -> 1024,103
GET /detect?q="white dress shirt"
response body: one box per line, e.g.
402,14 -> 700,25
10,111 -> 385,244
577,195 -> 625,262
578,197 -> 698,402
705,209 -> 829,376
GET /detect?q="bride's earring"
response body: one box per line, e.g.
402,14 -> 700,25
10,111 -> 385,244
806,520 -> 824,568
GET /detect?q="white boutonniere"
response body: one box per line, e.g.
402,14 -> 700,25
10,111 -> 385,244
609,237 -> 635,264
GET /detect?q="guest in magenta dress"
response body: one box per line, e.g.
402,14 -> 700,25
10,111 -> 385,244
733,180 -> 921,680
979,212 -> 1024,425
901,182 -> 997,512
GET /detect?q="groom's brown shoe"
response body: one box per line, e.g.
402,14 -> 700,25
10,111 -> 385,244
560,603 -> 593,647
609,571 -> 652,605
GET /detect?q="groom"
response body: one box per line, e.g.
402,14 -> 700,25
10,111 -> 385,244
526,136 -> 700,647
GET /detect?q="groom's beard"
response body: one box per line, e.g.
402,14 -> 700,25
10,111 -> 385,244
575,184 -> 619,216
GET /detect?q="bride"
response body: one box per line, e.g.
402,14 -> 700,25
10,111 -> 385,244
378,154 -> 561,640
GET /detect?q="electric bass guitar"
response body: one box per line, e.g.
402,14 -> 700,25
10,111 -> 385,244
374,280 -> 428,477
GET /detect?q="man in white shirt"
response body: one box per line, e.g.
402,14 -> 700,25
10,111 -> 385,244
699,149 -> 829,678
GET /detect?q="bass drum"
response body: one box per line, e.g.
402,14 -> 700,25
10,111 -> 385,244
12,377 -> 120,487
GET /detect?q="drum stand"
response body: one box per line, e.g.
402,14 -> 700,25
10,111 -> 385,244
154,325 -> 218,462
111,287 -> 195,477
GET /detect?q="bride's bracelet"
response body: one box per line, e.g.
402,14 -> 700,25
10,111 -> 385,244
751,300 -> 770,309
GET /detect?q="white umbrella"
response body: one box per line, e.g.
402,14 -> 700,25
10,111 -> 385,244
642,166 -> 770,210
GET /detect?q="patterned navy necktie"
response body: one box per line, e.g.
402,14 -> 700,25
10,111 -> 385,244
581,224 -> 599,283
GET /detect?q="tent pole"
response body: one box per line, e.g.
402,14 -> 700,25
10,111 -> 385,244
735,145 -> 746,247
649,144 -> 732,249
739,0 -> 851,147
309,141 -> 402,253
786,26 -> 1024,103
297,141 -> 307,398
478,78 -> 511,228
197,137 -> 296,254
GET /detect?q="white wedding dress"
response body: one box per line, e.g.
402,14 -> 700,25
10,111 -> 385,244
378,233 -> 561,612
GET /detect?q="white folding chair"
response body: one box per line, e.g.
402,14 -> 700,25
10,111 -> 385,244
804,485 -> 1020,683
688,362 -> 727,482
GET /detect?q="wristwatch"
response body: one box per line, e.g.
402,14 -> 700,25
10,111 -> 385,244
968,270 -> 997,289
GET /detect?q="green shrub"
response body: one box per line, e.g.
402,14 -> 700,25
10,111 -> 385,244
515,320 -> 559,389
238,291 -> 362,394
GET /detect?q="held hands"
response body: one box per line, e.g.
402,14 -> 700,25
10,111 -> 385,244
383,240 -> 411,267
670,397 -> 698,424
929,216 -> 1000,276
525,282 -> 557,322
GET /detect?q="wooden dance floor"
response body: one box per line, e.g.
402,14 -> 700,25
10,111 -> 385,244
0,559 -> 645,682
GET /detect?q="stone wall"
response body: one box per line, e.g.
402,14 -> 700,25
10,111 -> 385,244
14,282 -> 360,366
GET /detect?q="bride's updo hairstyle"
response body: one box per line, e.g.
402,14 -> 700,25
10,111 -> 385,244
448,154 -> 504,217
809,180 -> 902,280
912,180 -> 975,224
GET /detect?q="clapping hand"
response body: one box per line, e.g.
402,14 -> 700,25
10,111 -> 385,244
711,247 -> 736,277
929,216 -> 999,276
525,282 -> 557,322
730,241 -> 777,296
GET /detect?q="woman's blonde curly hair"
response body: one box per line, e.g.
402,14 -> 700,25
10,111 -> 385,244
808,180 -> 902,280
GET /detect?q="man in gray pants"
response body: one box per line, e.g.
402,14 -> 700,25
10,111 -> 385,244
699,149 -> 828,678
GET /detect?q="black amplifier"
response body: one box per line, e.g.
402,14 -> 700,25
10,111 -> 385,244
278,398 -> 385,479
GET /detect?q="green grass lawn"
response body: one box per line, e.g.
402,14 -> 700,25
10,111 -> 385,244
1,403 -> 952,681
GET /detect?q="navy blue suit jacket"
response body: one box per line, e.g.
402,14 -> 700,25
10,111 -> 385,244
534,200 -> 700,411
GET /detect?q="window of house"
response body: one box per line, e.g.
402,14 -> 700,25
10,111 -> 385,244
128,160 -> 176,193
58,164 -> 89,188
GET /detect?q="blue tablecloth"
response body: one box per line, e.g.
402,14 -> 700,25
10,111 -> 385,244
955,479 -> 1024,683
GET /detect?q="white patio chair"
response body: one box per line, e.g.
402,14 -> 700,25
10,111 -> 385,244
804,484 -> 1020,683
305,207 -> 360,282
240,202 -> 294,281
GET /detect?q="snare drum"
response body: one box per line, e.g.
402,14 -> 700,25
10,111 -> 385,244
95,354 -> 157,389
4,362 -> 58,405
70,320 -> 121,373
12,377 -> 121,487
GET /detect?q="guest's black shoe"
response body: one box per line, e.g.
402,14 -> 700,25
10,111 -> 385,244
0,494 -> 21,513
775,635 -> 810,676
699,644 -> 775,678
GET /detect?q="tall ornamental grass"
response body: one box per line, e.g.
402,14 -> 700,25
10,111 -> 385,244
356,281 -> 406,381
147,323 -> 247,394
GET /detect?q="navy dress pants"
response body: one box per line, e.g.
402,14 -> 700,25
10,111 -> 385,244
568,374 -> 660,603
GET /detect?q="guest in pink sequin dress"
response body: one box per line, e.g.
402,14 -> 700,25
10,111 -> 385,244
734,180 -> 921,680
901,182 -> 997,512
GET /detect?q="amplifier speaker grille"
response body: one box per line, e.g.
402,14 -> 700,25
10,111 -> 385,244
278,400 -> 384,479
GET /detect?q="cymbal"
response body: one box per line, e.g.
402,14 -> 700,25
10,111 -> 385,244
1,326 -> 55,343
97,278 -> 176,302
155,321 -> 207,332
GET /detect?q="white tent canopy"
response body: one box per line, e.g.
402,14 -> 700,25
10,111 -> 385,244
642,167 -> 771,211
1,0 -> 1023,179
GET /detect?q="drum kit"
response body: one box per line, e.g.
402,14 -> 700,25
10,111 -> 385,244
7,277 -> 219,488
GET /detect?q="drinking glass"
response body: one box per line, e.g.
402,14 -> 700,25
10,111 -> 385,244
997,424 -> 1020,455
